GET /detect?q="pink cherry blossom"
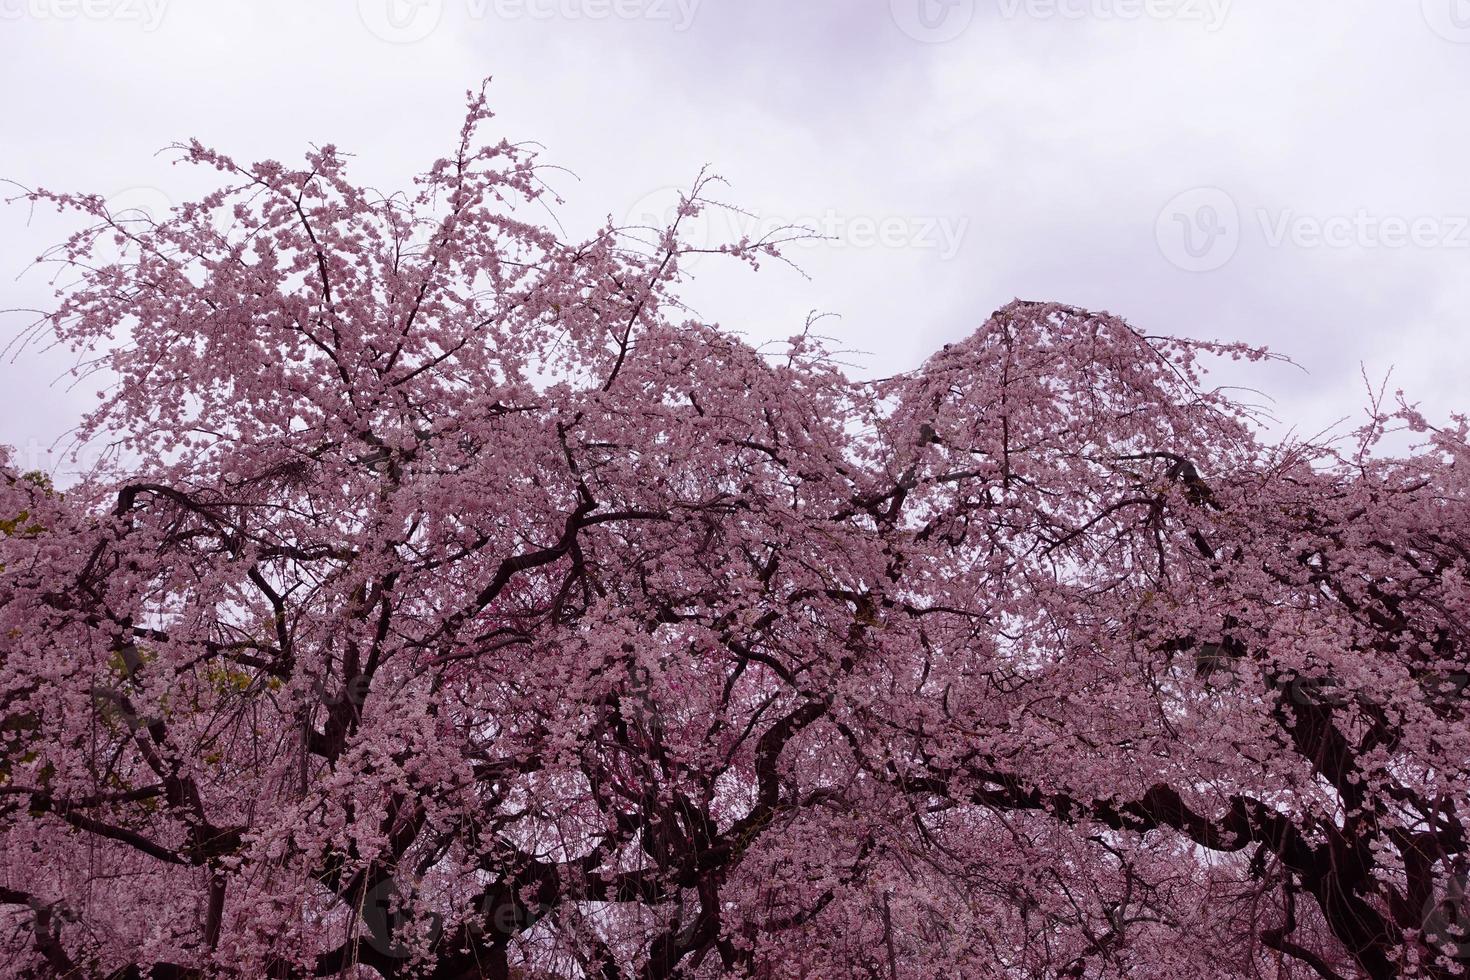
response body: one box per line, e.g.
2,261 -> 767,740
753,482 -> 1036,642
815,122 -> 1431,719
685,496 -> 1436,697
2,85 -> 1468,979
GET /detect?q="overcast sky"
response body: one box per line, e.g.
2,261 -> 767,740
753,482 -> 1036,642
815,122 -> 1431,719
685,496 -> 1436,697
3,0 -> 1468,476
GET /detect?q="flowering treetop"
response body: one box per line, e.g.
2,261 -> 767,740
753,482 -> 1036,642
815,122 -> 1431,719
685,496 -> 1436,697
2,85 -> 1468,979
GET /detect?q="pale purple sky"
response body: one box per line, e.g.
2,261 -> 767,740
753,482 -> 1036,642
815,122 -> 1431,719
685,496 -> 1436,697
3,0 -> 1469,476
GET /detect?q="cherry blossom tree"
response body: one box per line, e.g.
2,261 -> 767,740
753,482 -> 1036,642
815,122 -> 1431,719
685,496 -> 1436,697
2,86 -> 1468,979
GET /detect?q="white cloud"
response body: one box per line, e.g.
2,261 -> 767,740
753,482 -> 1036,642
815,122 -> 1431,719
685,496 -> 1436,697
1,0 -> 1464,460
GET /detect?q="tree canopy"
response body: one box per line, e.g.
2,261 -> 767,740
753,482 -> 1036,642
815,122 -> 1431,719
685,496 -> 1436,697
2,87 -> 1469,979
